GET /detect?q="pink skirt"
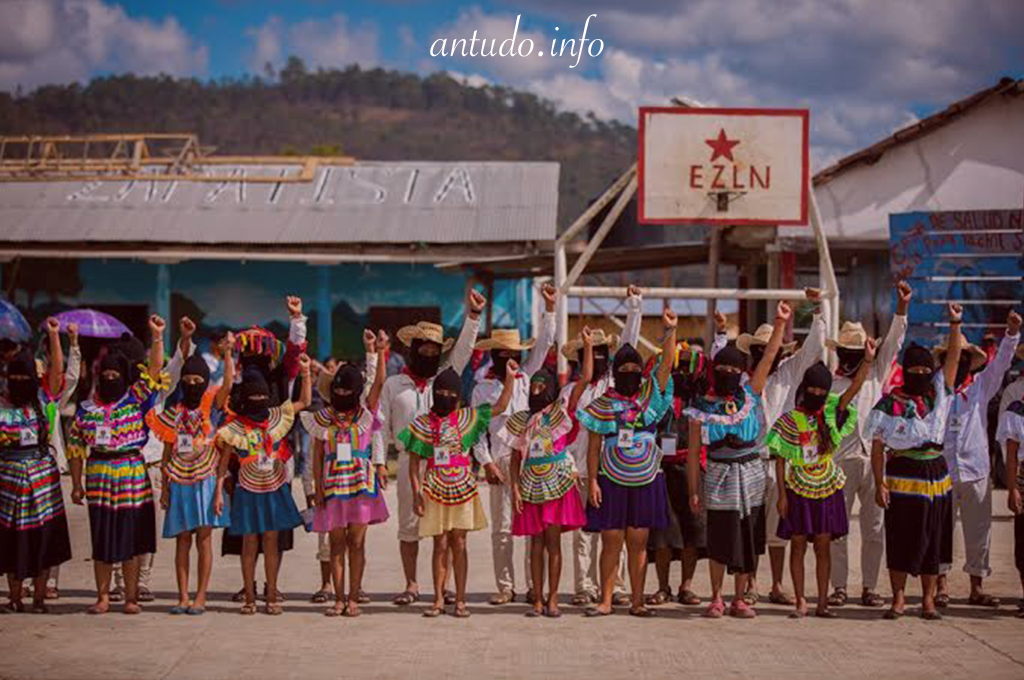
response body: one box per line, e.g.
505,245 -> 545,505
512,491 -> 587,536
313,494 -> 389,532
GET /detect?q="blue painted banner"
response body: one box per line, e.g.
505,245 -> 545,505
889,210 -> 1024,346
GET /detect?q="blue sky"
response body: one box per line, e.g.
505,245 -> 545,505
2,0 -> 1021,165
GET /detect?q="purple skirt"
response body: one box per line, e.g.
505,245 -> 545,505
777,487 -> 848,540
585,474 -> 669,532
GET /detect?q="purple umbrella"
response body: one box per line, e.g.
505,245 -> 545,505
51,309 -> 131,339
0,298 -> 32,342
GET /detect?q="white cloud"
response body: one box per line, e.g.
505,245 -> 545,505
444,70 -> 491,89
0,0 -> 208,93
245,13 -> 379,73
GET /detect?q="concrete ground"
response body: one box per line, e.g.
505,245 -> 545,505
1,479 -> 1023,680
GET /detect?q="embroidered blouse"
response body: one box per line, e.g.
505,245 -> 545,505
0,386 -> 60,450
215,401 -> 296,493
766,393 -> 857,499
684,384 -> 766,461
866,371 -> 952,458
147,389 -> 219,484
300,405 -> 385,500
996,400 -> 1024,492
68,372 -> 168,459
504,403 -> 578,504
397,405 -> 491,506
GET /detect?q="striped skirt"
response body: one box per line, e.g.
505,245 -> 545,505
884,455 -> 953,576
704,454 -> 766,574
0,447 -> 72,579
85,450 -> 156,564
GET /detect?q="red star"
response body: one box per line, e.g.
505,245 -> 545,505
705,128 -> 740,162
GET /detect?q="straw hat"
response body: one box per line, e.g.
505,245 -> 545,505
561,329 -> 619,362
826,321 -> 871,351
932,339 -> 988,372
396,321 -> 454,352
474,328 -> 535,352
735,323 -> 797,355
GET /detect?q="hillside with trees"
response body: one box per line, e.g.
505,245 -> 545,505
0,57 -> 636,227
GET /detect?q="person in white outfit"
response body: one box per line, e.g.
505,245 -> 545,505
724,288 -> 824,605
381,289 -> 486,605
935,309 -> 1021,608
471,284 -> 558,604
559,286 -> 643,606
826,281 -> 910,608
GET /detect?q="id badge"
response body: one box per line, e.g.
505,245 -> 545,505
660,436 -> 677,455
948,416 -> 962,433
618,428 -> 635,449
337,442 -> 353,463
177,433 -> 194,454
435,446 -> 451,466
802,444 -> 819,465
257,454 -> 274,472
20,427 -> 39,446
529,440 -> 546,458
95,425 -> 113,446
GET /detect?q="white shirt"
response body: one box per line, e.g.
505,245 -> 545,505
998,377 -> 1024,425
942,332 -> 1019,483
830,314 -> 907,461
380,314 -> 481,452
560,295 -> 643,473
471,312 -> 556,460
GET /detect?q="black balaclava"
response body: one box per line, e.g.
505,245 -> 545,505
748,344 -> 781,375
114,333 -> 146,384
612,343 -> 642,397
528,369 -> 558,414
431,367 -> 461,417
797,361 -> 832,413
97,350 -> 130,404
5,350 -> 38,408
712,345 -> 746,397
180,354 -> 210,410
835,347 -> 865,378
239,353 -> 272,379
490,348 -> 521,379
409,338 -> 442,379
672,347 -> 705,403
331,363 -> 364,413
591,345 -> 610,380
901,344 -> 934,396
239,367 -> 271,422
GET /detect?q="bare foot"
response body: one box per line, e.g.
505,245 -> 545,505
344,601 -> 361,618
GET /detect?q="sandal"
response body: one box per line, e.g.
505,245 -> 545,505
768,591 -> 794,606
677,589 -> 701,606
934,593 -> 951,608
543,607 -> 562,619
788,609 -> 807,619
325,603 -> 346,617
702,601 -> 726,619
861,591 -> 885,608
444,590 -> 457,606
86,602 -> 110,615
31,603 -> 49,615
729,600 -> 757,619
123,603 -> 142,615
645,588 -> 672,606
629,605 -> 656,618
612,592 -> 631,607
422,606 -> 445,618
968,593 -> 1001,607
921,609 -> 943,621
231,588 -> 247,603
743,590 -> 761,606
357,590 -> 371,605
264,603 -> 283,616
185,607 -> 206,616
571,593 -> 594,606
452,603 -> 471,618
344,603 -> 362,618
137,587 -> 155,603
109,587 -> 125,603
240,603 -> 257,616
1,601 -> 25,614
168,605 -> 189,615
584,606 -> 612,617
393,590 -> 420,606
46,587 -> 59,601
525,608 -> 544,618
882,608 -> 904,620
828,589 -> 848,607
310,589 -> 332,604
815,609 -> 837,619
488,591 -> 515,606
264,585 -> 286,603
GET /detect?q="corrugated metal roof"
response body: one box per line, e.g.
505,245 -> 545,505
0,161 -> 559,245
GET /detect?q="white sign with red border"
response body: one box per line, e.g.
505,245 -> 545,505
638,107 -> 809,226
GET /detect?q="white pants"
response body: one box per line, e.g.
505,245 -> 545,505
941,477 -> 992,579
571,477 -> 626,597
831,456 -> 884,592
396,451 -> 421,543
316,533 -> 331,562
764,459 -> 786,549
490,456 -> 532,594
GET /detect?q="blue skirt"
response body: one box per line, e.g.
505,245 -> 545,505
228,485 -> 303,536
163,476 -> 231,538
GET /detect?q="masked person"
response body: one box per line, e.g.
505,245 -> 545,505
402,366 -> 513,618
382,289 -> 486,607
0,319 -> 71,614
147,332 -> 235,616
68,315 -> 167,615
722,288 -> 824,607
934,310 -> 1020,608
507,328 -> 594,618
304,332 -> 389,618
471,283 -> 558,606
561,286 -> 642,606
825,281 -> 911,609
996,384 -> 1024,619
867,303 -> 964,620
645,340 -> 709,608
580,308 -> 677,619
215,353 -> 312,616
769,350 -> 874,618
686,302 -> 793,619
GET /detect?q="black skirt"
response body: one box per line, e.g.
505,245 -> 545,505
884,455 -> 952,576
706,505 -> 765,575
0,448 -> 73,579
1015,512 -> 1024,577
